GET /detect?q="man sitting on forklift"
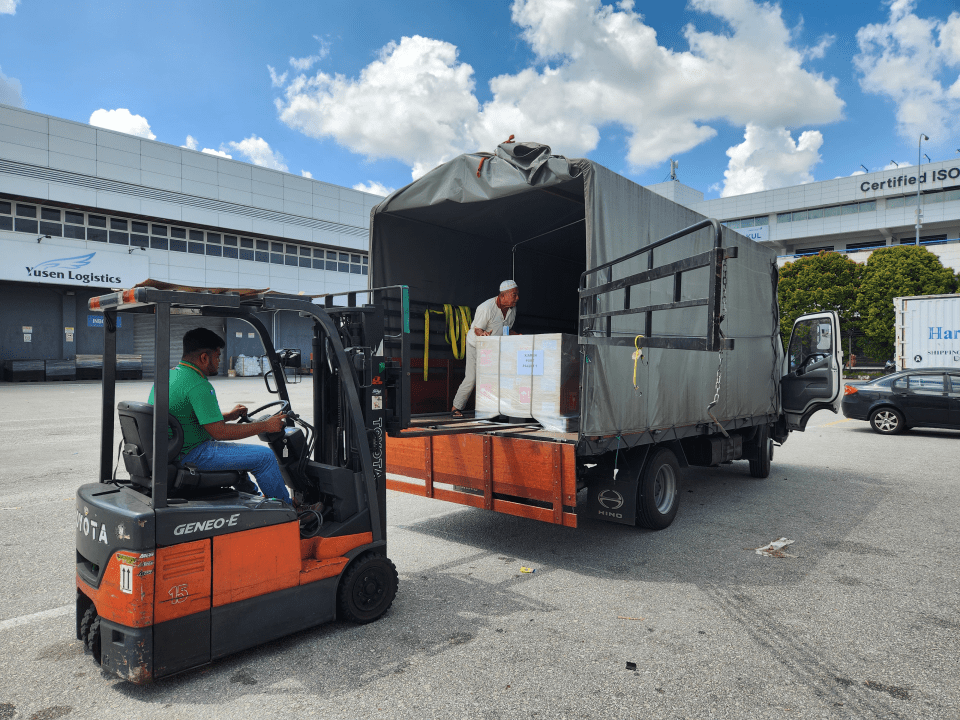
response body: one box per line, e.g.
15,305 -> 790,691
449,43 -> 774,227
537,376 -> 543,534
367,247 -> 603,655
148,327 -> 293,505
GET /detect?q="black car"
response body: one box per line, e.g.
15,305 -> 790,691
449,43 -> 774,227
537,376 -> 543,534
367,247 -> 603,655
842,368 -> 960,434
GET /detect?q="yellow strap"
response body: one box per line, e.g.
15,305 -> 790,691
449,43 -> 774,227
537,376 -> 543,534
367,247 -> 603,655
423,305 -> 473,380
632,335 -> 644,389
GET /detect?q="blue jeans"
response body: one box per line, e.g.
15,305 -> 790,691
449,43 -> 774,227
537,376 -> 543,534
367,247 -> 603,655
181,441 -> 291,503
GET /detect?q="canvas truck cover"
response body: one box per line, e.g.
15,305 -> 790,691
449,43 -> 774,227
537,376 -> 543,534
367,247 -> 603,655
371,141 -> 782,439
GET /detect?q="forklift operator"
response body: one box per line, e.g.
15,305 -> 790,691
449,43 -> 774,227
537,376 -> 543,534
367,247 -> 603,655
148,327 -> 292,505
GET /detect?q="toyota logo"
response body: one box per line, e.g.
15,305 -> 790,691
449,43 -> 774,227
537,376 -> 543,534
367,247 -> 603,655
598,489 -> 624,510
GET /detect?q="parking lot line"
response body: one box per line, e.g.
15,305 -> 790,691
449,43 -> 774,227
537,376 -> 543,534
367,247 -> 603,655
819,418 -> 855,427
0,604 -> 71,632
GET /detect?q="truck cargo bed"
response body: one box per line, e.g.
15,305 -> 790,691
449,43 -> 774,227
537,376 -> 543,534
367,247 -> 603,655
386,432 -> 578,527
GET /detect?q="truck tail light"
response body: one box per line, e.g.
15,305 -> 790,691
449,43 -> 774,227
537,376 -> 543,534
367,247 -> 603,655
843,384 -> 858,395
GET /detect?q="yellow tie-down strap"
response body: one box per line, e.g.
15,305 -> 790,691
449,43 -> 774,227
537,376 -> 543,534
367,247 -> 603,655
424,305 -> 473,380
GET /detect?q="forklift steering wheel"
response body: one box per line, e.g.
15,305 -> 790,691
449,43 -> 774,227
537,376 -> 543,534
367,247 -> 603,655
238,400 -> 290,423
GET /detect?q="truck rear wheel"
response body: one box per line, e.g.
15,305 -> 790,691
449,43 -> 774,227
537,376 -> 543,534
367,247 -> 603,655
748,424 -> 773,478
338,553 -> 399,624
637,447 -> 680,530
80,605 -> 101,665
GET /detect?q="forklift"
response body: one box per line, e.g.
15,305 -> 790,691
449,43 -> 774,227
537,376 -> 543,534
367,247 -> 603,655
76,284 -> 412,683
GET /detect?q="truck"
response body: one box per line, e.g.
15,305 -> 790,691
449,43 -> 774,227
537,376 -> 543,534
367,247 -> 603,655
895,293 -> 960,370
372,140 -> 843,530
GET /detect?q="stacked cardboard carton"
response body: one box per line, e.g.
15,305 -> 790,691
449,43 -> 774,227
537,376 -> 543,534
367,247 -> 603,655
475,333 -> 580,432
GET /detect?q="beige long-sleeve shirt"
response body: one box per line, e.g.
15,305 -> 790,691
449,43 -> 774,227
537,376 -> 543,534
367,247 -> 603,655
467,296 -> 517,347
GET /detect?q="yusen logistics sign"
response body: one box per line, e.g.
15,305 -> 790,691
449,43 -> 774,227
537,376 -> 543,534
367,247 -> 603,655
1,237 -> 149,288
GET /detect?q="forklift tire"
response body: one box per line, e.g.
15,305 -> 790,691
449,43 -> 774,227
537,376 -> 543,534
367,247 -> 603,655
748,424 -> 773,479
337,553 -> 398,624
80,606 -> 102,664
636,447 -> 680,531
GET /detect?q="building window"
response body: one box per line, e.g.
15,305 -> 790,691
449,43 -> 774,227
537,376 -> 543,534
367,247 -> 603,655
207,232 -> 221,244
846,240 -> 886,251
338,252 -> 349,273
16,203 -> 36,218
841,204 -> 858,215
858,200 -> 877,212
88,227 -> 108,242
88,214 -> 106,228
807,208 -> 823,219
299,256 -> 311,268
41,207 -> 60,221
945,189 -> 960,202
170,238 -> 187,252
270,252 -> 283,264
0,201 -> 10,215
171,227 -> 186,239
151,237 -> 168,250
206,244 -> 222,257
131,233 -> 148,248
109,231 -> 129,245
326,250 -> 337,271
0,216 -> 11,231
65,211 -> 84,225
152,224 -> 168,235
223,245 -> 238,259
241,238 -> 254,249
796,245 -> 835,255
15,218 -> 38,233
300,246 -> 311,256
224,235 -> 238,247
285,255 -> 298,266
188,242 -> 204,254
240,248 -> 255,261
111,218 -> 128,231
189,229 -> 204,242
39,221 -> 63,237
256,239 -> 268,251
255,250 -> 269,263
64,217 -> 86,238
823,206 -> 841,218
901,234 -> 947,245
776,212 -> 792,223
791,211 -> 807,222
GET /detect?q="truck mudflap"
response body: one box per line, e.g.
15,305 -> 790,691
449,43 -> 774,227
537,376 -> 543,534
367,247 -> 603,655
385,433 -> 578,527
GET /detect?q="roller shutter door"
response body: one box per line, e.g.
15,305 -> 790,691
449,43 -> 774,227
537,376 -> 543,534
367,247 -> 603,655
134,314 -> 226,378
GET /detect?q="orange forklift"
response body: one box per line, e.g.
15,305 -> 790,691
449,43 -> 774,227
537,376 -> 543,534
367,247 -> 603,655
76,284 -> 412,683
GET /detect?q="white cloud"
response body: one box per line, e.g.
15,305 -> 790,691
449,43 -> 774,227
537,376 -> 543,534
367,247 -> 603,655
301,170 -> 313,178
182,135 -> 232,158
353,181 -> 395,196
0,0 -> 19,15
273,0 -> 844,179
289,37 -> 331,72
89,108 -> 156,139
0,66 -> 23,107
224,135 -> 288,172
268,65 -> 288,87
855,1 -> 960,142
720,124 -> 823,197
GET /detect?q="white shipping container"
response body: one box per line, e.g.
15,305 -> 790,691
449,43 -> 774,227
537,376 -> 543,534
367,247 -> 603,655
894,294 -> 960,369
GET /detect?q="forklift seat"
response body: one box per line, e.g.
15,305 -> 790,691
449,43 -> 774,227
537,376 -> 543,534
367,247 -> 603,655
117,401 -> 246,497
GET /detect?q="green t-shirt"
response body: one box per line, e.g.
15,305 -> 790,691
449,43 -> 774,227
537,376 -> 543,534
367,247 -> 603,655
148,361 -> 223,456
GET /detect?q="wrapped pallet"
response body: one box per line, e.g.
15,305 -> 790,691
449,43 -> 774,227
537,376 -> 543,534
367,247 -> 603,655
475,338 -> 501,419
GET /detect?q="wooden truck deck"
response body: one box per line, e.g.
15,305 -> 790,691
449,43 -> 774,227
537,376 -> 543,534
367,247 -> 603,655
386,426 -> 579,528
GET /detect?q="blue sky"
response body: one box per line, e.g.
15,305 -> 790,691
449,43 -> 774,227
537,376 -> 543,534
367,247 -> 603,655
1,0 -> 959,198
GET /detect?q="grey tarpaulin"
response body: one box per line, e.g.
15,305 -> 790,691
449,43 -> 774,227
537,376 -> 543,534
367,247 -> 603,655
371,141 -> 782,440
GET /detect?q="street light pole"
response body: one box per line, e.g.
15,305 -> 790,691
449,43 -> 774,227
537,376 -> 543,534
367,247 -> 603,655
916,133 -> 929,245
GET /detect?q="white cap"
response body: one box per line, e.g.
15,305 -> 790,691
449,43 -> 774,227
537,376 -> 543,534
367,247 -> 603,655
500,279 -> 518,292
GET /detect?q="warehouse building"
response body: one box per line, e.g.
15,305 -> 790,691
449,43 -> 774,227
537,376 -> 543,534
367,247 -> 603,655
649,159 -> 960,271
0,104 -> 379,378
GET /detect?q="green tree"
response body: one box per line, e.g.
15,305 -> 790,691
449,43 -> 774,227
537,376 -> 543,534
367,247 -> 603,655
778,251 -> 863,361
857,245 -> 959,361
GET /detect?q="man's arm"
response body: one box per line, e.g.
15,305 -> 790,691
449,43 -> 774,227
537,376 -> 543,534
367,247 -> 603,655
203,412 -> 287,441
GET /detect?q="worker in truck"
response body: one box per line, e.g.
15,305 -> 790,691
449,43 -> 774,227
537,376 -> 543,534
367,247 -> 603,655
452,280 -> 520,418
148,327 -> 293,505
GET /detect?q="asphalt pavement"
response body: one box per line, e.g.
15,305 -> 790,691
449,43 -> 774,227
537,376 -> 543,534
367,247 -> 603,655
0,377 -> 958,719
